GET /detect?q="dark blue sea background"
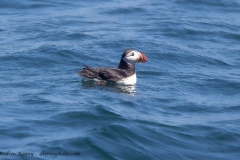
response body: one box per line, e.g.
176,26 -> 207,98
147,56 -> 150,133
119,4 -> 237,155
1,0 -> 240,159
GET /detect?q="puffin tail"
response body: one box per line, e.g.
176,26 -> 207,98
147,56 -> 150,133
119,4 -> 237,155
78,66 -> 100,80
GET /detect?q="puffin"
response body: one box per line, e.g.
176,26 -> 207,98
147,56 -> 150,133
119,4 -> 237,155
78,49 -> 148,85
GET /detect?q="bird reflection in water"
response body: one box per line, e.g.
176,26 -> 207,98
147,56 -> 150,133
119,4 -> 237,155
81,79 -> 136,94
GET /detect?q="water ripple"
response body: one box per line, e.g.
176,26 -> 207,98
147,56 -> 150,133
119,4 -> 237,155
1,0 -> 240,159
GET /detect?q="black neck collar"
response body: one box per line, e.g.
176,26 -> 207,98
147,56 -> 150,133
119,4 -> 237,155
118,59 -> 135,71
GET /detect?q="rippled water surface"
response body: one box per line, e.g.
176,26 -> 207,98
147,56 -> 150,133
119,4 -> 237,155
1,0 -> 240,159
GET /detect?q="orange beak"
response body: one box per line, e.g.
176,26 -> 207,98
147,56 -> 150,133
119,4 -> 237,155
137,53 -> 148,63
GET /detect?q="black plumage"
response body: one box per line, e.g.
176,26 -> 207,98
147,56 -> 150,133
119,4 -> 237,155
79,50 -> 135,82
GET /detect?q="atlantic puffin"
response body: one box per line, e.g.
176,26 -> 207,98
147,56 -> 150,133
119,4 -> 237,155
79,49 -> 148,85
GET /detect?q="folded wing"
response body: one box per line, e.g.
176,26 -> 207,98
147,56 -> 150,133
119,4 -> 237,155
79,66 -> 132,82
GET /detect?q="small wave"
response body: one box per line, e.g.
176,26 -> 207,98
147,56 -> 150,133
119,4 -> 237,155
67,32 -> 93,40
0,1 -> 25,9
204,78 -> 240,95
175,0 -> 240,11
52,111 -> 99,122
0,53 -> 55,69
159,51 -> 230,68
51,108 -> 122,126
0,125 -> 35,139
34,31 -> 93,42
0,1 -> 55,9
103,7 -> 146,15
220,31 -> 240,41
96,124 -> 163,158
225,105 -> 240,112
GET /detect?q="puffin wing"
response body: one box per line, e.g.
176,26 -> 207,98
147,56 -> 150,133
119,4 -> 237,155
79,66 -> 132,82
98,68 -> 129,82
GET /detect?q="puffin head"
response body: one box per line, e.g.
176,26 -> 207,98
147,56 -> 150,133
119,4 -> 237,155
122,50 -> 148,64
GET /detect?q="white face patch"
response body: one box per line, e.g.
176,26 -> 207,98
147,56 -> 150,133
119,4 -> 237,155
122,51 -> 141,64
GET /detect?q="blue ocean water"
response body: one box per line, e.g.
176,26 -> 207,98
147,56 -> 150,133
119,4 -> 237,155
1,0 -> 240,159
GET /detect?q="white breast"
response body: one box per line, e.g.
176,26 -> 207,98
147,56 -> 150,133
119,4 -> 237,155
117,73 -> 137,85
